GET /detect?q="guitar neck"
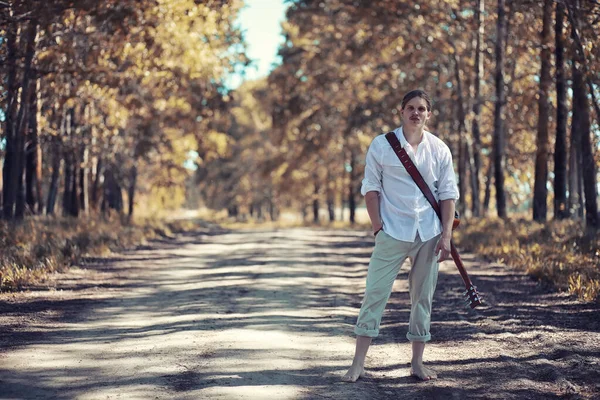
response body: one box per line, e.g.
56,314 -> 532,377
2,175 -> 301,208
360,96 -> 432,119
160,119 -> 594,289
450,241 -> 474,289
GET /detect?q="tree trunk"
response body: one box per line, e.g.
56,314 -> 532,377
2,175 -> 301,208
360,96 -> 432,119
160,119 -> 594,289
570,41 -> 598,227
91,156 -> 103,210
26,78 -> 41,214
255,202 -> 262,220
553,2 -> 569,219
532,0 -> 552,222
327,200 -> 335,222
452,50 -> 477,220
25,129 -> 36,214
2,149 -> 14,219
2,18 -> 19,220
100,179 -> 108,218
70,150 -> 80,217
46,140 -> 61,216
34,88 -> 43,214
79,145 -> 89,215
228,205 -> 239,218
483,157 -> 494,215
62,108 -> 78,217
348,149 -> 357,224
312,177 -> 320,224
568,130 -> 583,218
568,1 -> 599,228
13,20 -> 38,220
63,151 -> 73,216
565,1 -> 600,137
326,169 -> 335,222
114,178 -> 123,214
327,187 -> 335,222
452,49 -> 469,217
127,164 -> 137,222
269,204 -> 278,221
470,0 -> 484,217
102,167 -> 123,217
579,97 -> 598,228
0,156 -> 3,211
569,59 -> 584,219
492,0 -> 507,218
14,111 -> 28,220
268,188 -> 278,221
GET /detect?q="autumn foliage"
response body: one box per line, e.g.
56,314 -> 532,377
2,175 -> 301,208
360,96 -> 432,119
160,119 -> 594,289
1,1 -> 600,299
1,0 -> 246,220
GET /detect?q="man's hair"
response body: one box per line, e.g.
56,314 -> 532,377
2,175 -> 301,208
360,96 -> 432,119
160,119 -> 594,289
401,89 -> 432,111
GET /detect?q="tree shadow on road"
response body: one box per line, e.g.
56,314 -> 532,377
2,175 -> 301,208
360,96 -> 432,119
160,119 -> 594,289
1,227 -> 599,399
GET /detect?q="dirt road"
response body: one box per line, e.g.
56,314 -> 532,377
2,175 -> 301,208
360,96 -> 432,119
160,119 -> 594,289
1,227 -> 599,399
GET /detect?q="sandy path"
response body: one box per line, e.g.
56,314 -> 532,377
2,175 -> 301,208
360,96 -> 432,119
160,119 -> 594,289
1,227 -> 599,399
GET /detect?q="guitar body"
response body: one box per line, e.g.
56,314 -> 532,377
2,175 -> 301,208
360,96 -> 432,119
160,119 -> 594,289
450,242 -> 482,308
452,211 -> 460,230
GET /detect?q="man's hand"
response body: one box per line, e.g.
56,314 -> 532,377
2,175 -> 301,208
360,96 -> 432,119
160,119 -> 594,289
435,235 -> 452,262
365,191 -> 383,237
373,223 -> 383,236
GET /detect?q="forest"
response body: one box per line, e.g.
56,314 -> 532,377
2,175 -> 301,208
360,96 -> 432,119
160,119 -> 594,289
1,0 -> 599,299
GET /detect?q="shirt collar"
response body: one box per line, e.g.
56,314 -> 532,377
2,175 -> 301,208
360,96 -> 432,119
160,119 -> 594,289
395,126 -> 430,150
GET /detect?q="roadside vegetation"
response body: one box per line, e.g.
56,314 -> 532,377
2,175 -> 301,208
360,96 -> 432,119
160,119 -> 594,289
1,212 -> 598,303
0,216 -> 198,292
455,218 -> 600,302
1,1 -> 599,305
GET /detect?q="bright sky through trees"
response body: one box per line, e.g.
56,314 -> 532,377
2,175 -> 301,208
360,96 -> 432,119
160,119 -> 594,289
227,0 -> 288,89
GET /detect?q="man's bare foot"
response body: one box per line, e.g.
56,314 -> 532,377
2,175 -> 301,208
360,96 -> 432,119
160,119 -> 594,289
410,363 -> 437,381
341,365 -> 366,382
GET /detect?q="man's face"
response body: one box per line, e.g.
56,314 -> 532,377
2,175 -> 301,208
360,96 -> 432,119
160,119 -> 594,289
401,97 -> 432,130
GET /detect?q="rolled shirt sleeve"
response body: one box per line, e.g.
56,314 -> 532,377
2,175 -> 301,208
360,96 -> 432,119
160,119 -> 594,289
437,145 -> 460,201
361,138 -> 383,196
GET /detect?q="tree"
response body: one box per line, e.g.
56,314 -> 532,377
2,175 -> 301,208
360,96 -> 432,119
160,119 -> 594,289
567,0 -> 599,228
1,0 -> 247,221
532,0 -> 553,222
470,0 -> 485,217
553,1 -> 568,220
492,0 -> 508,218
185,0 -> 600,224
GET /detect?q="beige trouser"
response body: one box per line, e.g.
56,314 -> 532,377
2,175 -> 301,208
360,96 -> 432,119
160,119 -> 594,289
354,230 -> 441,342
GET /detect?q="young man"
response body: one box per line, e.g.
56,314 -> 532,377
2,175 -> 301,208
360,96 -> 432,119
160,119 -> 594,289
342,89 -> 459,382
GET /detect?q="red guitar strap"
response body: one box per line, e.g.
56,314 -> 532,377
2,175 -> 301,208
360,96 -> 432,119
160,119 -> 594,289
384,132 -> 443,219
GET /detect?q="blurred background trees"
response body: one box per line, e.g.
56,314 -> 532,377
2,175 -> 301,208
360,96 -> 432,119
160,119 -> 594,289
1,0 -> 599,229
1,0 -> 246,221
262,0 -> 600,227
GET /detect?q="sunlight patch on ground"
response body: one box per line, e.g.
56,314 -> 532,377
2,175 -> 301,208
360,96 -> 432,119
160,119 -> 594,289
198,385 -> 308,399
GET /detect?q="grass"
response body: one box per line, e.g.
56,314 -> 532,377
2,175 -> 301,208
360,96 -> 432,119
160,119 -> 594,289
2,210 -> 598,302
0,215 -> 200,292
454,217 -> 600,302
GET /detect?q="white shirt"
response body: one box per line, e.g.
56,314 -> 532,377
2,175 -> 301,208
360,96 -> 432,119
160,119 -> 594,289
360,127 -> 459,242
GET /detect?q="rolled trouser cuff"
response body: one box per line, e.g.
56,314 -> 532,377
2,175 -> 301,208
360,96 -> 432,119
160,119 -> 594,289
354,325 -> 380,338
406,331 -> 431,342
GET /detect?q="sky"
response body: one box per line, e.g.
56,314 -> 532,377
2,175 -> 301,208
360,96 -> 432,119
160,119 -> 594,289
226,0 -> 288,89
